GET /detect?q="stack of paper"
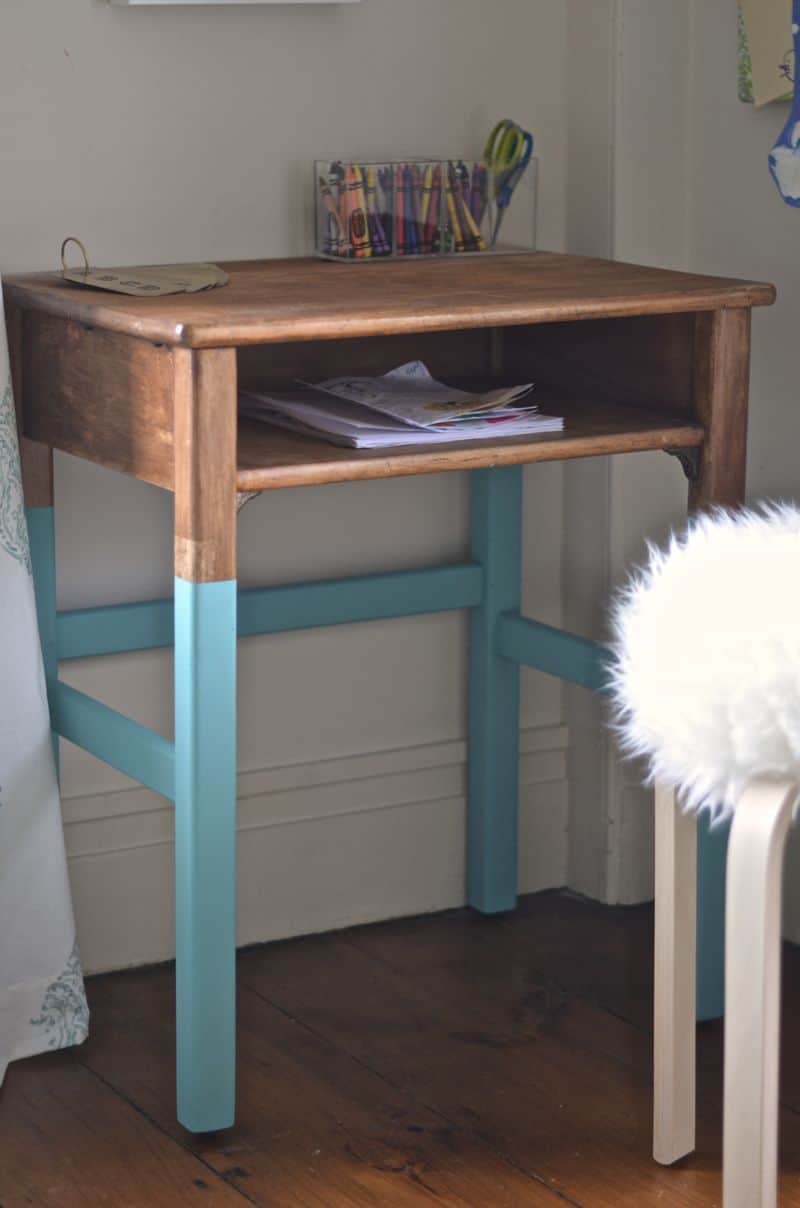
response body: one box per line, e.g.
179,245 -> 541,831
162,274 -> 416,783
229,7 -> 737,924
240,361 -> 563,449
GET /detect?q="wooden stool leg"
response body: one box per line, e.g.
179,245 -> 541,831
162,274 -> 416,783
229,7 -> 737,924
467,465 -> 522,913
173,349 -> 238,1132
653,783 -> 697,1165
723,776 -> 798,1208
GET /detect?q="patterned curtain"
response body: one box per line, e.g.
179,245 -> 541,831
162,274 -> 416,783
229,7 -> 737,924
0,289 -> 88,1082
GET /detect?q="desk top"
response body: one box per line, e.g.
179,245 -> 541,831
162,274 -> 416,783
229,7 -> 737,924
4,253 -> 775,349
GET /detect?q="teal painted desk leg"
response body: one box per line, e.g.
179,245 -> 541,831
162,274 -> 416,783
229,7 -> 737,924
174,577 -> 237,1131
697,813 -> 729,1021
468,465 -> 522,913
26,504 -> 59,774
173,346 -> 238,1133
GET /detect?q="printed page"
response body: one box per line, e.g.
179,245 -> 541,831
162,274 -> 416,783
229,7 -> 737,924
301,361 -> 534,429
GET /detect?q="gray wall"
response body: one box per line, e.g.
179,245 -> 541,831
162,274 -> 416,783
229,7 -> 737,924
1,0 -> 571,970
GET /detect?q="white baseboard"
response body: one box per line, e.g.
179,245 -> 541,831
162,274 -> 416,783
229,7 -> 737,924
63,724 -> 569,974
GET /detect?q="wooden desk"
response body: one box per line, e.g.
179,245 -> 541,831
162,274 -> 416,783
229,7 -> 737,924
4,252 -> 775,1133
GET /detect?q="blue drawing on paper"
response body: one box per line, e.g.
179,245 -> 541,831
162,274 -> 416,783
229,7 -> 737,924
769,0 -> 800,204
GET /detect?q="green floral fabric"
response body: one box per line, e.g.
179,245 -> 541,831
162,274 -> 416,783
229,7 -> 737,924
0,288 -> 88,1084
30,941 -> 90,1050
0,378 -> 30,572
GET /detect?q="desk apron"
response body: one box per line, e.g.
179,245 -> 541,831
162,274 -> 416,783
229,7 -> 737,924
0,288 -> 88,1082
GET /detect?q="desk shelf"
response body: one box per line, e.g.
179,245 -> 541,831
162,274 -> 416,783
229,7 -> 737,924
236,396 -> 705,491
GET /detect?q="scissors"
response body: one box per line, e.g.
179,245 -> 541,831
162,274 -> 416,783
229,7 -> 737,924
483,119 -> 534,246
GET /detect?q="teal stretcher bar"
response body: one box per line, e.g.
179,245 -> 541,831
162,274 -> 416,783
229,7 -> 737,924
55,563 -> 485,661
49,679 -> 176,800
496,612 -> 612,692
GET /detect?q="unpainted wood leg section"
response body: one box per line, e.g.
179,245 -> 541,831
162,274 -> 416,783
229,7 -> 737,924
8,300 -> 59,767
689,307 -> 751,511
653,783 -> 697,1165
173,347 -> 239,1132
467,465 -> 522,914
689,306 -> 752,1025
723,777 -> 798,1208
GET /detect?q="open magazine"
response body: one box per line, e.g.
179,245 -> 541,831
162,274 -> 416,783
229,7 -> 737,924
240,361 -> 563,450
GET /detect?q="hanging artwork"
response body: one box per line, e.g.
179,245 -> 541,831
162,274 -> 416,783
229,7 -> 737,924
769,0 -> 800,204
739,0 -> 793,106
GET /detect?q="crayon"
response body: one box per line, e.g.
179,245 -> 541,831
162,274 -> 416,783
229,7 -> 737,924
429,164 -> 442,252
378,166 -> 393,246
445,163 -> 466,252
421,163 -> 441,253
364,164 -> 390,255
457,160 -> 471,206
420,164 -> 434,252
413,164 -> 425,241
347,164 -> 372,258
354,165 -> 374,258
404,164 -> 419,254
395,164 -> 406,254
318,173 -> 348,257
450,161 -> 487,252
329,162 -> 348,256
469,162 -> 486,225
420,164 -> 433,226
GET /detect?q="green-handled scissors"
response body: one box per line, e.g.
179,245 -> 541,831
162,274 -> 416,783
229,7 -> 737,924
483,119 -> 534,247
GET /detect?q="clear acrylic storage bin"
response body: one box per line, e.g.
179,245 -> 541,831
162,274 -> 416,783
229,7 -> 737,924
314,157 -> 537,261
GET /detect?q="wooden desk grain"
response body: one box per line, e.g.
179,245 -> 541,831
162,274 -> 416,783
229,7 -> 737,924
3,253 -> 776,574
4,253 -> 775,349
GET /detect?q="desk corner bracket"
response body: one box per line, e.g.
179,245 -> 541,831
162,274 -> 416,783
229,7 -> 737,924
664,446 -> 702,483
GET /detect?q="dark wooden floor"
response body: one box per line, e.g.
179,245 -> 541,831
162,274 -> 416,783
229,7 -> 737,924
5,891 -> 800,1207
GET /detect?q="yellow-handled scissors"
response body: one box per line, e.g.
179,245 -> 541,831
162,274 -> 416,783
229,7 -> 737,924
483,119 -> 534,247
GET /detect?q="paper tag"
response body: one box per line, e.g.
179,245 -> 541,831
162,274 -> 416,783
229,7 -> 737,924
61,246 -> 229,297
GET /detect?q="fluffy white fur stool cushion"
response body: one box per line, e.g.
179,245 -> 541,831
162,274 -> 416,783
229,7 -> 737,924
610,504 -> 800,817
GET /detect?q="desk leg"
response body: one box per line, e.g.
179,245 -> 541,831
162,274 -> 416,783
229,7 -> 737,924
27,501 -> 59,774
9,305 -> 59,770
690,306 -> 751,1021
696,813 -> 728,1021
173,348 -> 237,1132
468,465 -> 522,913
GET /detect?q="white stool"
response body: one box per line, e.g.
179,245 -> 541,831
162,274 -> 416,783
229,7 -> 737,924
611,505 -> 800,1208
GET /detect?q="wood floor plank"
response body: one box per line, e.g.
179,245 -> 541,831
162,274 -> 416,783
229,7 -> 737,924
0,1051 -> 245,1207
237,913 -> 800,1207
79,966 -> 566,1207
11,891 -> 800,1206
